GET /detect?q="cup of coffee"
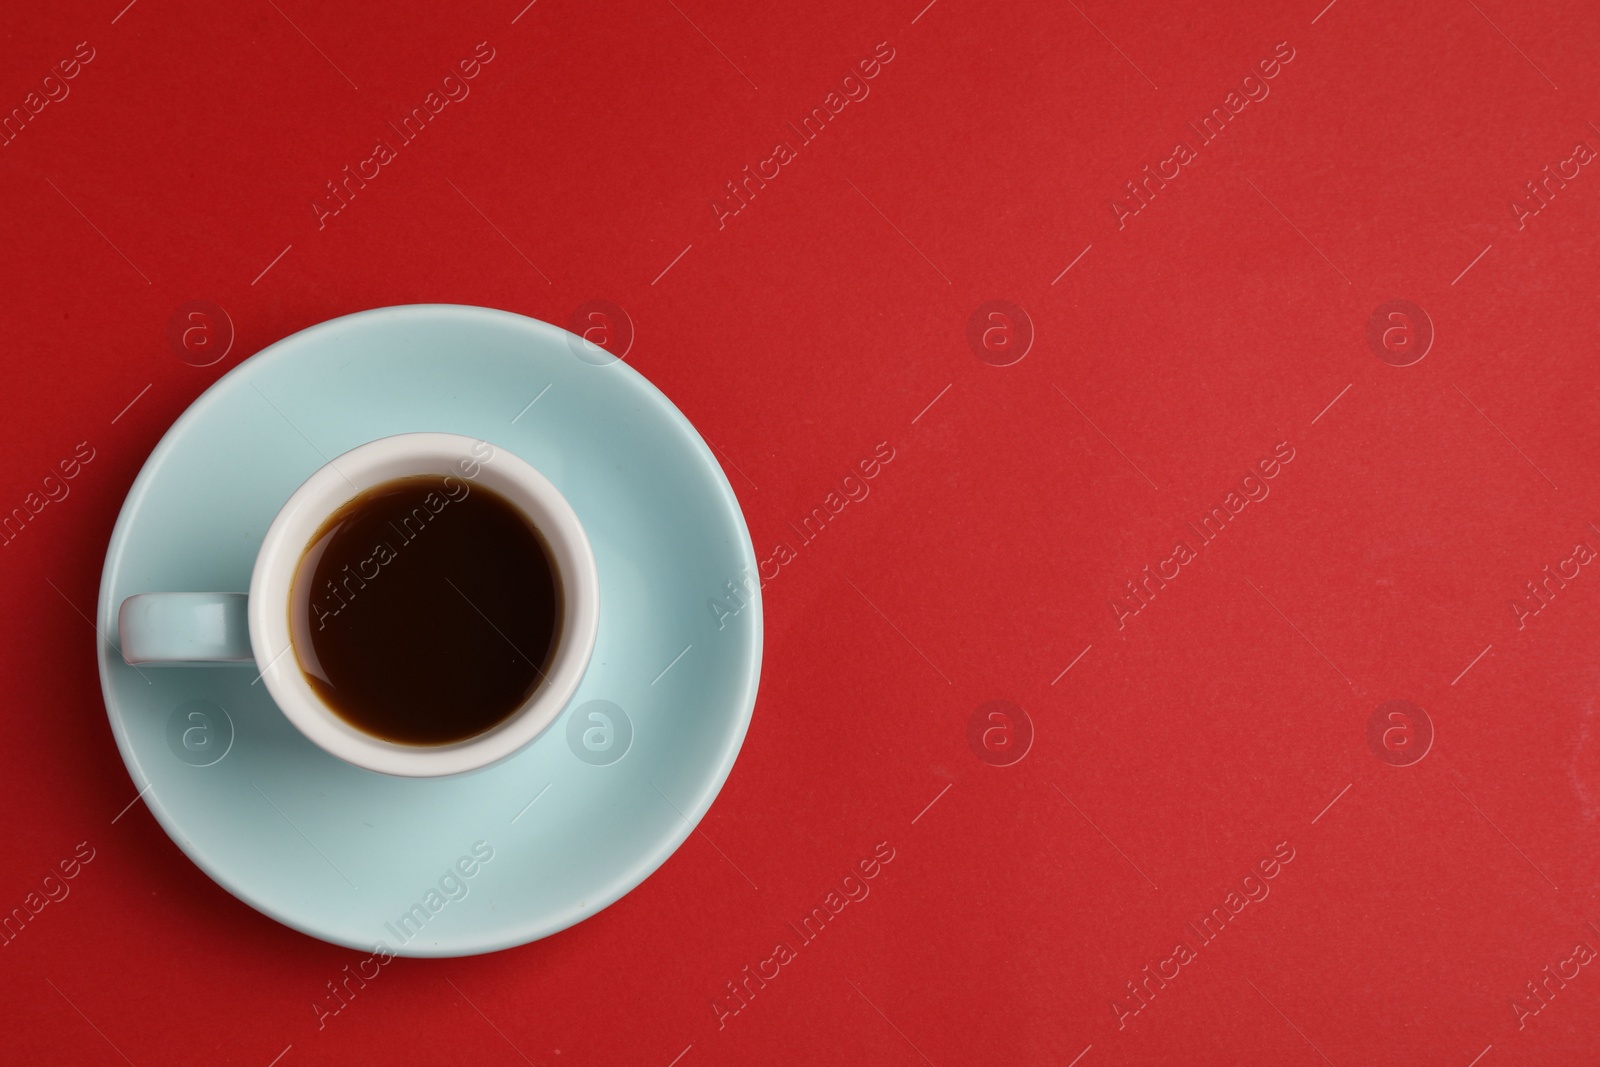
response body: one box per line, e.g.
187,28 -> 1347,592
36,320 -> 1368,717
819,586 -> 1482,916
117,432 -> 600,777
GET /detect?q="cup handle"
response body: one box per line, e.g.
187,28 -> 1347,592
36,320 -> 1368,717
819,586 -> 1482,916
118,593 -> 254,665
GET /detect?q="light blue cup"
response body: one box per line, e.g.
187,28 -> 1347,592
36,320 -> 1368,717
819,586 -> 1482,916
118,431 -> 602,777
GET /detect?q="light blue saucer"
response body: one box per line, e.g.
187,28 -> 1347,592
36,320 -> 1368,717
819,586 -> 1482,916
95,305 -> 761,956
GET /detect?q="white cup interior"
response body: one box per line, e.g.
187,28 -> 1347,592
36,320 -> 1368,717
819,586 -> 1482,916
249,433 -> 598,777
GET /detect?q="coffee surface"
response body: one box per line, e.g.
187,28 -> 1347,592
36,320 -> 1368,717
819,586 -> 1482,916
289,475 -> 561,745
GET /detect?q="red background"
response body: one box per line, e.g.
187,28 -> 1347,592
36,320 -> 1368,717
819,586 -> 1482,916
4,0 -> 1600,1063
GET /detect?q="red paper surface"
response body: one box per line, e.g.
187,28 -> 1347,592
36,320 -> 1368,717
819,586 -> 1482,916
5,0 -> 1600,1063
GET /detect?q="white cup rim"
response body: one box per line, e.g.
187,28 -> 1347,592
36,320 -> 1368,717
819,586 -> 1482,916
248,432 -> 598,777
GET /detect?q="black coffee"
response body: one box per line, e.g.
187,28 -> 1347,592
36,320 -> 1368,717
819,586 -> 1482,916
288,475 -> 561,745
